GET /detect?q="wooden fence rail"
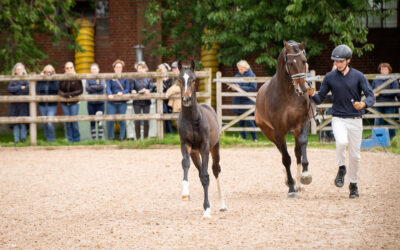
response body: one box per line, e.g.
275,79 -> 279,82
0,70 -> 212,144
215,71 -> 400,135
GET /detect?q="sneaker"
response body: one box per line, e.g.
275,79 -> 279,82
349,183 -> 359,198
334,165 -> 346,188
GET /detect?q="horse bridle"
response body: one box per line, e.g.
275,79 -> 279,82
284,48 -> 307,91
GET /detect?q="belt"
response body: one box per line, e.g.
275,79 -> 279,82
348,116 -> 362,119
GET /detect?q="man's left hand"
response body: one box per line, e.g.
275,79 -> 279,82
353,101 -> 366,110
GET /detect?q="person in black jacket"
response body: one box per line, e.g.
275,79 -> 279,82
36,65 -> 59,142
311,45 -> 375,199
158,63 -> 173,134
86,63 -> 106,140
58,62 -> 83,142
131,61 -> 155,139
8,62 -> 29,144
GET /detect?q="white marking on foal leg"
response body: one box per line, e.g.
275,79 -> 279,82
182,180 -> 190,200
203,208 -> 211,220
216,177 -> 227,211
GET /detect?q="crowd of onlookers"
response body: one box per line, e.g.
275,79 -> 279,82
5,59 -> 399,144
7,60 -> 182,144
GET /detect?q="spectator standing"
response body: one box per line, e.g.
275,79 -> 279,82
58,62 -> 83,142
36,65 -> 59,142
131,61 -> 154,139
86,63 -> 106,140
372,62 -> 399,139
106,59 -> 130,141
158,63 -> 174,134
166,63 -> 181,126
8,62 -> 29,144
232,60 -> 258,142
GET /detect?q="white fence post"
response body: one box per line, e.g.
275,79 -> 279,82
29,81 -> 37,145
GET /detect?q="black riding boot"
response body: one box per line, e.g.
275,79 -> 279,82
135,124 -> 141,140
144,123 -> 149,139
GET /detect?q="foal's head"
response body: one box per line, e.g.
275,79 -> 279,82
178,60 -> 197,107
283,40 -> 309,96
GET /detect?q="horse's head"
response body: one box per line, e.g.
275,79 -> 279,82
178,60 -> 197,107
283,40 -> 309,96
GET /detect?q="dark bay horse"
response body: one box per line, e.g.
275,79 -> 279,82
177,61 -> 227,219
255,41 -> 313,198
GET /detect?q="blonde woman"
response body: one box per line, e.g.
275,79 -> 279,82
8,62 -> 29,144
36,64 -> 59,142
232,60 -> 258,142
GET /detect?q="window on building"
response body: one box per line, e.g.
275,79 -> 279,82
362,0 -> 398,28
96,0 -> 109,35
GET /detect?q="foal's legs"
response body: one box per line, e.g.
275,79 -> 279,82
275,133 -> 297,198
210,142 -> 227,212
181,144 -> 192,200
200,144 -> 211,219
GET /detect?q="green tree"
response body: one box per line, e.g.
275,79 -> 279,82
0,0 -> 79,73
143,0 -> 390,71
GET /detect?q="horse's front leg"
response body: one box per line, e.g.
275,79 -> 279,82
181,143 -> 191,201
275,134 -> 297,198
200,144 -> 211,219
299,121 -> 312,185
294,129 -> 304,192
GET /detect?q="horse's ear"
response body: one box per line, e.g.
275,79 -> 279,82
178,61 -> 182,71
190,60 -> 195,71
299,40 -> 306,50
283,40 -> 291,51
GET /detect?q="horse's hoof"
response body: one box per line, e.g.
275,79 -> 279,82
203,208 -> 212,220
287,192 -> 298,198
181,195 -> 190,201
219,207 -> 227,212
300,172 -> 312,185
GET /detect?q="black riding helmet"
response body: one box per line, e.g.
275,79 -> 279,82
331,44 -> 352,61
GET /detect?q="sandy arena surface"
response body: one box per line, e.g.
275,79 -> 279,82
0,147 -> 399,249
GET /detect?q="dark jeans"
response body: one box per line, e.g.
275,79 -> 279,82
374,106 -> 396,139
238,120 -> 257,140
164,102 -> 173,134
88,102 -> 105,128
133,103 -> 150,127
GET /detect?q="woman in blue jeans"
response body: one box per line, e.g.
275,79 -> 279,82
232,60 -> 258,142
58,62 -> 83,142
106,59 -> 130,141
8,62 -> 29,144
36,65 -> 59,142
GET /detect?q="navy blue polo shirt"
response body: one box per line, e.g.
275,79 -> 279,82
312,67 -> 375,118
